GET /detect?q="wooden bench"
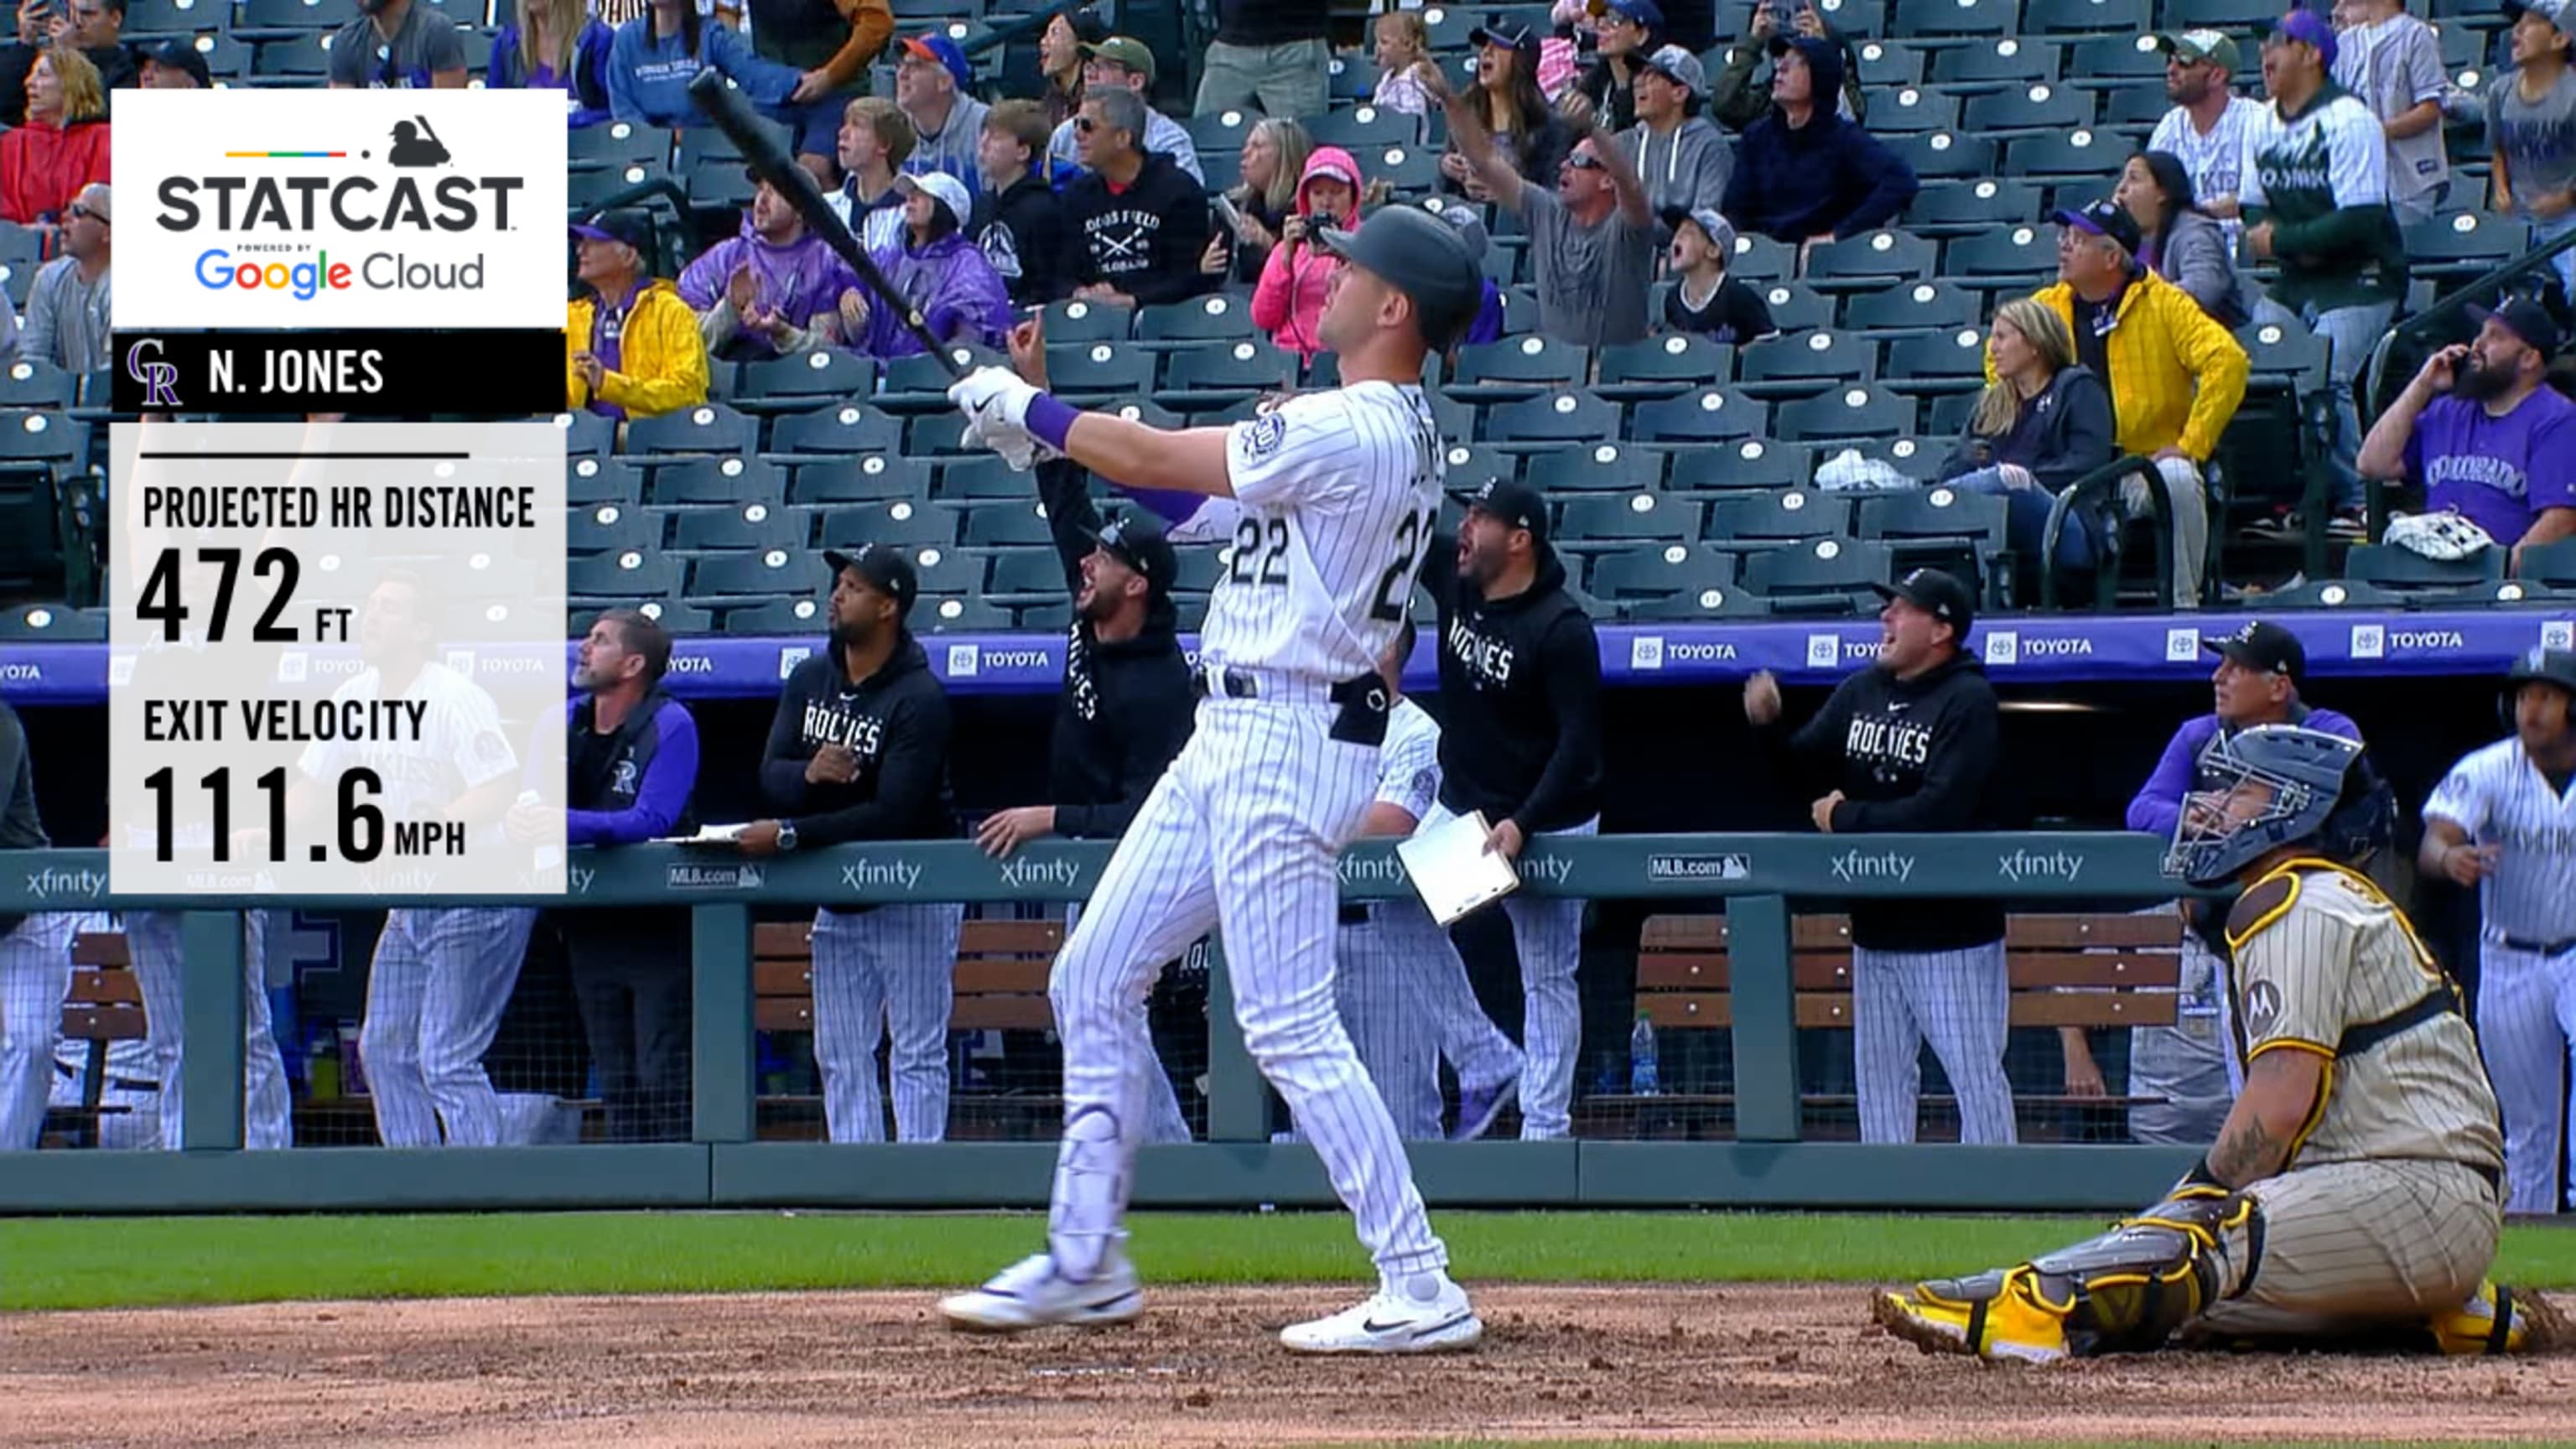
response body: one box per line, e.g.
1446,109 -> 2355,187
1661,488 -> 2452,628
1637,911 -> 2185,1031
44,931 -> 149,1148
752,917 -> 1064,1033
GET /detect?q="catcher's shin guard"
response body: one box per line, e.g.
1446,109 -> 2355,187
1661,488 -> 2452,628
1877,1187 -> 2257,1361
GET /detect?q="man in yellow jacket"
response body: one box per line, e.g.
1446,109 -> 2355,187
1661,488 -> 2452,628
2016,200 -> 2250,605
567,211 -> 712,423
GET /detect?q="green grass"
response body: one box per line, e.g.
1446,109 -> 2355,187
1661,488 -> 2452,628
3,1211 -> 2574,1312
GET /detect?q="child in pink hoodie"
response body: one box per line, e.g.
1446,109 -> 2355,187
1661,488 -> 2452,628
1249,146 -> 1365,361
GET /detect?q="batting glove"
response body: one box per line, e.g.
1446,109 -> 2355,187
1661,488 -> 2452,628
961,413 -> 1056,470
950,365 -> 1038,434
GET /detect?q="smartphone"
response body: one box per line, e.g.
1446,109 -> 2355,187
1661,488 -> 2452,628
1210,194 -> 1245,240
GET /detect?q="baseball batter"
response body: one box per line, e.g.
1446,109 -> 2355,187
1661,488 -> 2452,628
296,573 -> 532,1149
1877,724 -> 2558,1360
2422,647 -> 2576,1215
936,205 -> 1488,1353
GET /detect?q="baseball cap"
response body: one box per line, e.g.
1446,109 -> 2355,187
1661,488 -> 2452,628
2152,28 -> 2241,73
1093,513 -> 1176,596
2203,619 -> 2306,688
2264,9 -> 2337,71
1313,205 -> 1486,351
1079,36 -> 1156,83
1639,43 -> 1706,97
894,169 -> 974,226
823,543 -> 921,618
1660,205 -> 1734,252
1468,18 -> 1539,54
2470,297 -> 2565,359
901,33 -> 974,91
569,209 -> 655,255
1587,0 -> 1665,28
143,35 -> 211,87
1430,199 -> 1490,259
1871,567 -> 1975,638
1467,479 -> 1550,545
2053,197 -> 2142,255
2505,0 -> 2576,37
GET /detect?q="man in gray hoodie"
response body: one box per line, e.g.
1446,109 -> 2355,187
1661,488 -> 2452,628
1623,44 -> 1730,223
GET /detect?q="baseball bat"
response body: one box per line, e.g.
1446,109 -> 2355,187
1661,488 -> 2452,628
685,68 -> 964,378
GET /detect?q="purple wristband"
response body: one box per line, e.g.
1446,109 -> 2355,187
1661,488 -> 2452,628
1025,392 -> 1079,452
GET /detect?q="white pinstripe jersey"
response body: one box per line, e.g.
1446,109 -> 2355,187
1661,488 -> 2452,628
1177,383 -> 1444,684
1376,699 -> 1443,823
2228,860 -> 2502,1175
2423,739 -> 2576,943
297,662 -> 519,823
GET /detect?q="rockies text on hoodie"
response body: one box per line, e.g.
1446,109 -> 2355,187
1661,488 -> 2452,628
1250,146 -> 1366,361
1767,652 -> 2007,951
1034,460 -> 1197,839
970,169 -> 1075,304
1420,540 -> 1604,836
1064,153 -> 1218,307
1718,34 -> 1918,243
760,636 -> 957,878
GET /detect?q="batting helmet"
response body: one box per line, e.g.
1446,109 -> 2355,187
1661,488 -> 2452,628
2162,724 -> 2369,887
2500,647 -> 2576,730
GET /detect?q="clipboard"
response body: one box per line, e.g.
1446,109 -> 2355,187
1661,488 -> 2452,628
1395,809 -> 1522,926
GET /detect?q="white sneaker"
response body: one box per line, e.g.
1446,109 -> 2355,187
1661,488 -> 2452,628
938,1252 -> 1144,1333
1280,1272 -> 1483,1354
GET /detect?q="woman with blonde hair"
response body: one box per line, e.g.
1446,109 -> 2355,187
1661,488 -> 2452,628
1202,117 -> 1313,283
1938,298 -> 2117,589
491,0 -> 619,127
2,44 -> 110,228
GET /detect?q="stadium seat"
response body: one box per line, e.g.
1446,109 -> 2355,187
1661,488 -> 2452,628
1097,397 -> 1190,431
568,550 -> 681,602
877,346 -> 1002,412
0,262 -> 29,311
684,160 -> 756,210
2404,213 -> 2535,282
1962,83 -> 2096,133
563,410 -> 615,460
673,501 -> 807,552
1753,282 -> 1833,334
567,457 -> 642,506
904,412 -> 987,457
569,503 -> 661,555
1929,37 -> 2064,83
0,360 -> 75,411
1625,583 -> 1774,619
569,165 -> 672,212
569,119 -> 672,172
922,596 -> 1015,633
2067,32 -> 2173,81
1184,109 -> 1258,154
1632,386 -> 1765,444
962,502 -> 1057,549
1724,231 -> 1797,286
1943,223 -> 2060,288
2102,83 -> 2174,127
239,0 -> 350,32
1852,38 -> 1928,86
1596,333 -> 1735,400
1812,0 -> 1888,35
2241,578 -> 2406,610
249,31 -> 332,78
0,225 -> 39,268
650,455 -> 785,506
1157,340 -> 1301,411
1888,131 -> 2002,183
624,402 -> 756,458
1556,492 -> 1699,547
1667,437 -> 1810,492
985,548 -> 1068,597
1855,485 -> 2011,600
769,402 -> 903,458
1485,389 -> 1622,449
1925,391 -> 1979,439
1526,443 -> 1664,495
1589,542 -> 1738,600
687,549 -> 805,600
1367,145 -> 1443,195
2342,543 -> 2506,594
721,596 -> 828,635
931,454 -> 1036,500
1440,444 -> 1513,496
1907,179 -> 2049,238
121,0 -> 225,33
2004,127 -> 2122,183
819,499 -> 957,548
1705,489 -> 1852,549
1328,54 -> 1381,101
1041,298 -> 1133,344
1044,341 -> 1158,400
1802,230 -> 1940,291
1736,330 -> 1880,394
1450,335 -> 1592,402
737,351 -> 879,413
2516,538 -> 2576,589
2023,0 -> 2149,32
1841,279 -> 1983,336
0,601 -> 103,641
1868,86 -> 1961,136
1774,385 -> 1916,442
1883,328 -> 1993,393
2235,314 -> 2330,392
1135,294 -> 1258,345
1741,536 -> 1894,611
0,409 -> 78,467
2163,0 -> 2283,27
1303,105 -> 1411,151
1894,0 -> 2018,39
787,454 -> 930,505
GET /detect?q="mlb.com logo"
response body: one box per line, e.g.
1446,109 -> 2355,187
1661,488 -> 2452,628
115,89 -> 566,330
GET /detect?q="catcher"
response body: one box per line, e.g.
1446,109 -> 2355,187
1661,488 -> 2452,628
1874,723 -> 2562,1361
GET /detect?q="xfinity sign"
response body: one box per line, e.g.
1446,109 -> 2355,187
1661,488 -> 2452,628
115,90 -> 567,329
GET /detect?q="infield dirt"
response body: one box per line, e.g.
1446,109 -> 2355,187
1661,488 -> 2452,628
5,1284 -> 2572,1446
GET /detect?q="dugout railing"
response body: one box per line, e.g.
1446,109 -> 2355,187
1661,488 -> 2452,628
0,833 -> 2215,1214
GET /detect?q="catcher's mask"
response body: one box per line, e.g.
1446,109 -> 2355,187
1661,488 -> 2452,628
2163,724 -> 2366,887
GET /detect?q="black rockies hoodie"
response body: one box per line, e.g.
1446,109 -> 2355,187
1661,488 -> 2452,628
1423,540 -> 1604,835
972,172 -> 1074,306
1035,459 -> 1196,839
1063,152 -> 1216,307
1768,651 -> 2006,951
760,634 -> 956,870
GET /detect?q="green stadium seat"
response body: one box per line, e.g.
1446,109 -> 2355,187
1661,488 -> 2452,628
1367,145 -> 1445,195
963,502 -> 1057,549
1943,223 -> 2060,288
1842,278 -> 1984,335
2067,32 -> 2172,81
122,0 -> 226,33
2163,0 -> 2283,29
1171,548 -> 1228,594
2003,127 -> 2122,181
737,351 -> 879,413
1184,108 -> 1259,153
1705,488 -> 1851,549
1526,443 -> 1665,495
1963,82 -> 2096,132
0,225 -> 40,267
1888,131 -> 2001,182
1135,294 -> 1258,345
1329,54 -> 1382,101
568,457 -> 642,507
1742,536 -> 1893,611
1894,0 -> 2018,39
1440,444 -> 1513,496
1157,340 -> 1301,411
1667,437 -> 1810,492
1774,385 -> 1915,442
2404,213 -> 2534,281
687,550 -> 804,600
787,454 -> 930,505
672,503 -> 805,553
1597,333 -> 1736,400
2511,538 -> 2576,589
2342,543 -> 2506,594
1590,542 -> 1740,600
1095,397 -> 1191,430
2023,0 -> 2148,32
922,596 -> 1015,632
1557,492 -> 1701,546
569,550 -> 680,602
1450,335 -> 1592,402
0,409 -> 79,466
931,454 -> 1034,501
904,412 -> 987,456
1855,485 -> 2011,599
877,345 -> 1004,412
624,402 -> 756,458
1626,583 -> 1774,619
0,602 -> 105,641
1753,281 -> 1833,333
1810,0 -> 1888,34
569,119 -> 672,172
985,548 -> 1070,598
1633,386 -> 1765,444
651,455 -> 785,506
1883,328 -> 1993,393
1736,330 -> 1880,394
1926,391 -> 1979,438
569,502 -> 659,555
1869,86 -> 1961,135
1304,105 -> 1413,151
820,498 -> 957,548
1852,37 -> 1927,85
1044,341 -> 1158,400
0,359 -> 73,412
564,410 -> 615,460
1726,232 -> 1798,284
1909,179 -> 2049,236
1802,230 -> 1940,290
721,596 -> 827,635
1041,298 -> 1133,344
683,159 -> 756,210
569,164 -> 673,212
1485,389 -> 1622,448
1929,37 -> 2064,83
768,402 -> 903,458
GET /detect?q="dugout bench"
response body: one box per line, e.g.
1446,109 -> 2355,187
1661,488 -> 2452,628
41,930 -> 148,1148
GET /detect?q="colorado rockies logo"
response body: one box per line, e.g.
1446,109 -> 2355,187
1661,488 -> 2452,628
127,339 -> 183,409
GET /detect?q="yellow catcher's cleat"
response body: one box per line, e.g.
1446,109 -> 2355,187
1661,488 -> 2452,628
2427,1281 -> 2570,1356
1871,1266 -> 2072,1364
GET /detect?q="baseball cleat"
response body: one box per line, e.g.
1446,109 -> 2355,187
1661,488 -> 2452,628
939,1252 -> 1144,1333
1872,1266 -> 2070,1364
2427,1280 -> 2571,1355
1451,1063 -> 1521,1143
1280,1272 -> 1483,1354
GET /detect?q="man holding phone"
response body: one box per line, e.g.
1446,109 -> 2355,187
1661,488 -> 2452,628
1710,0 -> 1863,131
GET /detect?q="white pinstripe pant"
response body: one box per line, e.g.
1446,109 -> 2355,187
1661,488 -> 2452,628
810,902 -> 966,1144
1333,899 -> 1449,1141
1853,940 -> 2018,1145
1416,805 -> 1595,1139
126,911 -> 293,1151
2473,939 -> 2576,1214
1045,697 -> 1447,1280
361,906 -> 537,1148
1065,901 -> 1194,1145
0,914 -> 73,1150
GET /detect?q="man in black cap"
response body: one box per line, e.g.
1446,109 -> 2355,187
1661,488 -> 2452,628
939,205 -> 1493,1352
740,543 -> 961,1145
1410,478 -> 1603,1142
139,35 -> 207,87
2358,298 -> 2576,577
2115,619 -> 2371,1145
975,441 -> 1201,1141
1743,568 -> 2015,1145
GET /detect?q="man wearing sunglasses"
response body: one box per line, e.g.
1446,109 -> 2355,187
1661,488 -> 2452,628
1062,86 -> 1215,309
21,182 -> 110,373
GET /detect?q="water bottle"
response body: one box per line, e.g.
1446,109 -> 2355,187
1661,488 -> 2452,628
1629,1010 -> 1661,1098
